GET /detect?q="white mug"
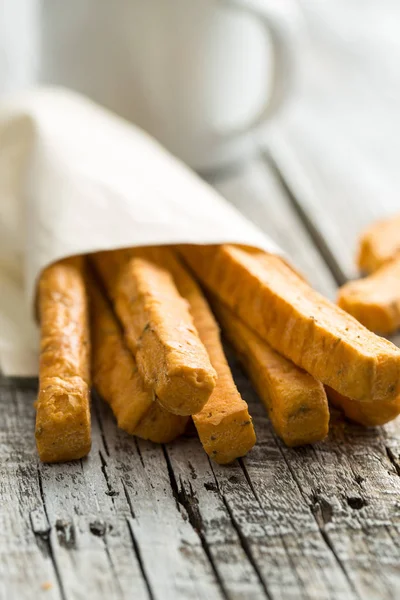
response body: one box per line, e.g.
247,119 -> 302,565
39,0 -> 296,171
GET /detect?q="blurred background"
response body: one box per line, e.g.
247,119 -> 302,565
1,0 -> 400,263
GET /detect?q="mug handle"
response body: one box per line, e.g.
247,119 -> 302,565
217,0 -> 294,136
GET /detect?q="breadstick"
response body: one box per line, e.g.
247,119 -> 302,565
338,256 -> 400,334
358,214 -> 400,274
154,247 -> 255,463
326,387 -> 400,427
91,249 -> 216,416
36,257 -> 91,462
89,278 -> 188,443
179,245 -> 400,403
214,301 -> 329,446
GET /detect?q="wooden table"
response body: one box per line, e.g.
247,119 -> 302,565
2,151 -> 400,600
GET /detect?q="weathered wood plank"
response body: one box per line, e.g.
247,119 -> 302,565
0,382 -> 63,600
214,354 -> 358,600
276,408 -> 400,599
31,387 -> 150,600
166,430 -> 267,600
223,343 -> 400,600
96,396 -> 226,600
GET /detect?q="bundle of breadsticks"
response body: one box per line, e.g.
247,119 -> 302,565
35,239 -> 400,463
330,213 -> 400,425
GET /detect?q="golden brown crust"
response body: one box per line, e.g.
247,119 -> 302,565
133,402 -> 188,443
39,256 -> 90,384
36,257 -> 91,462
89,277 -> 188,443
158,247 -> 256,463
326,386 -> 400,427
179,245 -> 400,403
214,301 -> 329,447
36,376 -> 91,462
91,248 -> 216,416
337,256 -> 400,334
358,214 -> 400,274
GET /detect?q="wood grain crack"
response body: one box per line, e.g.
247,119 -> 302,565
210,460 -> 272,600
310,491 -> 334,526
36,467 -> 67,600
99,529 -> 124,597
121,478 -> 136,519
238,457 -> 307,598
385,446 -> 400,476
271,443 -> 361,600
55,519 -> 76,550
98,450 -> 119,500
120,477 -> 156,600
134,437 -> 146,470
346,496 -> 368,510
162,446 -> 230,600
126,518 -> 154,600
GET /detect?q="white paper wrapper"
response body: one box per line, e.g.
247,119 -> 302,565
0,87 -> 281,377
